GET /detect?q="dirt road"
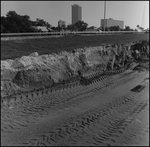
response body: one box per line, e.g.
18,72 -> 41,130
1,61 -> 149,146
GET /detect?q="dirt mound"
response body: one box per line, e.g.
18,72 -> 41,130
1,40 -> 149,98
12,68 -> 54,88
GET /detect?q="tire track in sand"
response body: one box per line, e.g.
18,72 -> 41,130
1,69 -> 139,135
4,81 -> 149,146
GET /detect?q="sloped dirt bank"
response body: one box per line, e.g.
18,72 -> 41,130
1,40 -> 149,98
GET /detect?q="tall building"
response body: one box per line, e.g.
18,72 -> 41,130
72,4 -> 82,24
101,18 -> 124,29
58,20 -> 66,28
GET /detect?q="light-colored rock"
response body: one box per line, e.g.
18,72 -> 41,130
29,52 -> 39,57
11,56 -> 32,68
1,59 -> 13,70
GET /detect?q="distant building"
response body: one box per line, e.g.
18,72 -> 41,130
101,18 -> 124,29
36,26 -> 48,32
58,20 -> 66,28
86,26 -> 98,31
72,4 -> 82,24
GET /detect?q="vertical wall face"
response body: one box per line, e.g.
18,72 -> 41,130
101,19 -> 124,29
107,19 -> 124,29
78,6 -> 82,22
72,4 -> 82,24
101,19 -> 108,28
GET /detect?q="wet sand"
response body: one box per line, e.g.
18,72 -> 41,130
1,61 -> 149,146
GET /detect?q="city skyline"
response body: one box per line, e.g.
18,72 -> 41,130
1,1 -> 149,29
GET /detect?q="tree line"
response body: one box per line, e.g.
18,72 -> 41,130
1,11 -> 51,33
1,11 -> 139,33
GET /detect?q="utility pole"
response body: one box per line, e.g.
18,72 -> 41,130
141,5 -> 145,30
104,1 -> 106,32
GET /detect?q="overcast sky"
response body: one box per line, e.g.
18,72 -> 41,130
1,1 -> 149,29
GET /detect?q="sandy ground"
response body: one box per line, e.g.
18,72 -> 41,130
1,60 -> 149,146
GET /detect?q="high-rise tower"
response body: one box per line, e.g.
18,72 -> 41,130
72,4 -> 82,24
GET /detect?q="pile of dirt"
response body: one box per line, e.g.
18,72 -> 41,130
12,68 -> 54,88
1,40 -> 149,98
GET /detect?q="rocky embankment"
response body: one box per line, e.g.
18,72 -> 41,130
1,40 -> 149,97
